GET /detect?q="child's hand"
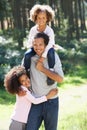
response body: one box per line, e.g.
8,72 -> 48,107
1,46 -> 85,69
18,90 -> 26,96
46,88 -> 58,99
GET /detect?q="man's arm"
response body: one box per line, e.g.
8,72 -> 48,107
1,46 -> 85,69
36,61 -> 63,83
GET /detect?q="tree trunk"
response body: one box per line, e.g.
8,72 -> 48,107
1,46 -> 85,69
74,0 -> 80,40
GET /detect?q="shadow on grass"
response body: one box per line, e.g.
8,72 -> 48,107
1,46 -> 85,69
59,65 -> 87,88
70,79 -> 83,85
76,65 -> 87,78
68,65 -> 87,85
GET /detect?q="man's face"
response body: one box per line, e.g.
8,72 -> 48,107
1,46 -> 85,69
33,38 -> 46,56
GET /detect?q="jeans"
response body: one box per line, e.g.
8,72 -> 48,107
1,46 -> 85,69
47,48 -> 55,68
26,97 -> 59,130
24,48 -> 36,70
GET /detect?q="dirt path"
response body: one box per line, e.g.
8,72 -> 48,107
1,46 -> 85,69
59,84 -> 87,117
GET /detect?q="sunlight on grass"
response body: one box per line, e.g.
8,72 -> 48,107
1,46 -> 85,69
59,110 -> 87,130
0,104 -> 14,130
58,84 -> 87,130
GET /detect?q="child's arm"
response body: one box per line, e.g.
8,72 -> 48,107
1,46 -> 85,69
25,88 -> 58,104
46,88 -> 58,99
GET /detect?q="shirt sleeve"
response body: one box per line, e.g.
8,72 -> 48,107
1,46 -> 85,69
25,90 -> 47,104
42,27 -> 55,58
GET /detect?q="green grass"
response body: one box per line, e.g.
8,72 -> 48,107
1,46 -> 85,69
0,89 -> 15,104
0,90 -> 15,130
58,84 -> 87,130
59,111 -> 87,130
0,104 -> 14,130
59,65 -> 87,89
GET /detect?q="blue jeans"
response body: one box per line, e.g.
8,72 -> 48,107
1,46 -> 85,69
24,48 -> 36,70
26,97 -> 59,130
47,48 -> 55,68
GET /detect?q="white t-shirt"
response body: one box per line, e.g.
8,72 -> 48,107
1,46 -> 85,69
27,25 -> 55,58
11,86 -> 47,123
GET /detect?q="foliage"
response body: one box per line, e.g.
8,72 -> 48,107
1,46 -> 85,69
55,26 -> 87,74
12,28 -> 26,46
0,35 -> 26,88
0,89 -> 15,104
0,0 -> 11,19
0,0 -> 87,46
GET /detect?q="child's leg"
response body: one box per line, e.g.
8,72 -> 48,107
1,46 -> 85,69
47,48 -> 55,85
47,48 -> 55,68
24,48 -> 36,76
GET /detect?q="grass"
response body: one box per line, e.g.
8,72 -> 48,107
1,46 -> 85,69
0,90 -> 15,130
59,111 -> 87,130
0,65 -> 87,130
58,84 -> 87,130
0,104 -> 14,130
59,65 -> 87,89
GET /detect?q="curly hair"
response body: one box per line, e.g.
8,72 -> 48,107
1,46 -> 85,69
29,4 -> 55,23
4,65 -> 26,94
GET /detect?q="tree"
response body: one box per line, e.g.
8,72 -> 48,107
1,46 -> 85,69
0,0 -> 11,29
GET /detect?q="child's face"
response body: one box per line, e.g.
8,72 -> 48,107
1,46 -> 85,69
36,12 -> 47,26
33,37 -> 46,56
18,74 -> 31,88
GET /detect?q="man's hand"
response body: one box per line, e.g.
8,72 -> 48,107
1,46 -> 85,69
36,61 -> 44,71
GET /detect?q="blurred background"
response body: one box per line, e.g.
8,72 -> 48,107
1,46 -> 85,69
0,0 -> 87,130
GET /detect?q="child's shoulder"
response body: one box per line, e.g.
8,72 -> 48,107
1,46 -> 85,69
30,25 -> 37,31
46,25 -> 53,30
21,85 -> 28,91
45,25 -> 54,33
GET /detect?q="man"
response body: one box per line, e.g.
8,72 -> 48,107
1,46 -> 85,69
22,32 -> 64,130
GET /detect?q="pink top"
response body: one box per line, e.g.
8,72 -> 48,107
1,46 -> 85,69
11,86 -> 47,123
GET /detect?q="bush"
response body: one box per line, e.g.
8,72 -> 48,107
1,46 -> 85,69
57,38 -> 87,74
0,38 -> 26,88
